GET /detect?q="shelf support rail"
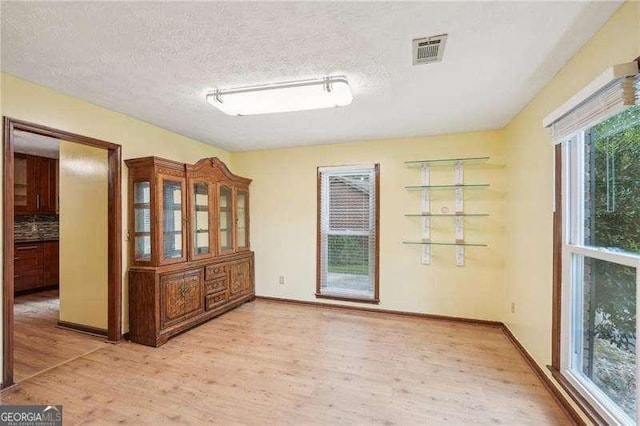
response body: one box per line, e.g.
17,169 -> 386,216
455,160 -> 465,266
421,164 -> 431,265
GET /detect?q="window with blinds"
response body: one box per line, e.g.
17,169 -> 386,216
546,61 -> 640,424
317,164 -> 379,302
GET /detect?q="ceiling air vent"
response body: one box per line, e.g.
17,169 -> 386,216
412,34 -> 448,65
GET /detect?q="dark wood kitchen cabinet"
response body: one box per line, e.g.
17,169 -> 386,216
14,154 -> 58,215
14,243 -> 43,293
14,240 -> 59,294
43,241 -> 60,285
37,157 -> 58,214
126,157 -> 254,347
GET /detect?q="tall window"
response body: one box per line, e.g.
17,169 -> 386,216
317,164 -> 379,303
562,104 -> 640,424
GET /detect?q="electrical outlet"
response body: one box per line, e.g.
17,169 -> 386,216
511,302 -> 516,314
278,275 -> 285,285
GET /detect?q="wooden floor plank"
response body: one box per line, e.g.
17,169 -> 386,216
2,299 -> 572,425
13,290 -> 107,382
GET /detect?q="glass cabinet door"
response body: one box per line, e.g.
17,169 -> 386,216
236,190 -> 249,249
192,182 -> 210,257
219,185 -> 233,252
162,179 -> 185,261
133,181 -> 152,261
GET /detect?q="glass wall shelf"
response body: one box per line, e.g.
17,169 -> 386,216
405,213 -> 489,217
405,184 -> 489,190
405,156 -> 490,168
402,240 -> 487,247
404,155 -> 491,266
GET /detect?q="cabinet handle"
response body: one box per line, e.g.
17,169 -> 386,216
180,283 -> 188,297
36,194 -> 40,210
17,246 -> 38,251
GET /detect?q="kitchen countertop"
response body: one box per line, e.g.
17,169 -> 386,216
15,238 -> 59,244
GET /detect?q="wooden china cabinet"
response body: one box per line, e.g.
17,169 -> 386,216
125,157 -> 254,347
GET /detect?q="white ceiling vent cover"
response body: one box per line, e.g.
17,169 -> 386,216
412,34 -> 448,65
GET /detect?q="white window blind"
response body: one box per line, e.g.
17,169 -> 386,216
543,62 -> 640,144
544,62 -> 639,144
549,77 -> 638,144
318,164 -> 377,300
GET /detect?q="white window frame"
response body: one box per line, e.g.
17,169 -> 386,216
560,131 -> 640,425
316,164 -> 379,303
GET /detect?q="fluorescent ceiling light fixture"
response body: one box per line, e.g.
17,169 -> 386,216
206,76 -> 353,116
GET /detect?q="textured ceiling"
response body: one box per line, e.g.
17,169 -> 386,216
14,131 -> 60,159
1,1 -> 623,151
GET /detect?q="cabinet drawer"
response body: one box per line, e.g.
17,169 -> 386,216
206,290 -> 228,311
15,272 -> 43,292
205,264 -> 227,281
15,245 -> 43,274
204,277 -> 228,295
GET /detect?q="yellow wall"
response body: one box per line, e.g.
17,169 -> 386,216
502,2 -> 639,421
59,141 -> 108,329
503,0 -> 639,367
0,73 -> 229,342
233,131 -> 507,319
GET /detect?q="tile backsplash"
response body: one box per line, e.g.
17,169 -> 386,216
15,214 -> 59,241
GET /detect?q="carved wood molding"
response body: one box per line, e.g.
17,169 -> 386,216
157,167 -> 186,178
189,157 -> 252,185
126,156 -> 250,185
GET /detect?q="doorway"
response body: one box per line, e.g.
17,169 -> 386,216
2,118 -> 122,388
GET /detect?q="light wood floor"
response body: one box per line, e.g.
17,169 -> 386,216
14,289 -> 106,382
2,299 -> 572,425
